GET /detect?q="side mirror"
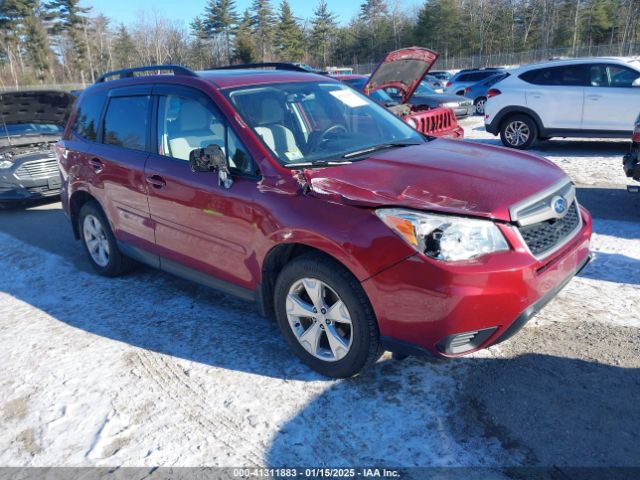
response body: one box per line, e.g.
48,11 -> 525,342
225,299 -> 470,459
632,78 -> 640,87
189,144 -> 233,189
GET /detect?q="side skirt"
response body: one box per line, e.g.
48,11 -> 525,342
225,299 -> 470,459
117,240 -> 256,302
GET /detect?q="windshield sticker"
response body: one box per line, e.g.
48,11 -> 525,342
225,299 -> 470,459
329,89 -> 368,108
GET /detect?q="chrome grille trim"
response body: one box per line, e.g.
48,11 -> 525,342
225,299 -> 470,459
14,157 -> 58,180
509,178 -> 575,227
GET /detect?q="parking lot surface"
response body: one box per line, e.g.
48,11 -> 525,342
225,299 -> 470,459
1,117 -> 638,472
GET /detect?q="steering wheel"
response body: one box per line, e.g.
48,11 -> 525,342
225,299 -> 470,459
307,124 -> 348,153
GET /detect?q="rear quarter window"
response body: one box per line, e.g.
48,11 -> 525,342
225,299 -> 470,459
72,91 -> 107,141
102,96 -> 150,151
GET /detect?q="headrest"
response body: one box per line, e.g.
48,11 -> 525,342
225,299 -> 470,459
257,97 -> 284,125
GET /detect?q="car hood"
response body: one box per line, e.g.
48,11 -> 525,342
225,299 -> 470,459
303,140 -> 568,222
0,90 -> 74,146
364,47 -> 438,104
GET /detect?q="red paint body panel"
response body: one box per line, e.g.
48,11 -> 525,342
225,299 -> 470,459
364,47 -> 439,103
58,68 -> 592,357
302,139 -> 566,221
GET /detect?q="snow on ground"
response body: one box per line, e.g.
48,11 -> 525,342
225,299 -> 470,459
462,115 -> 632,186
0,117 -> 638,470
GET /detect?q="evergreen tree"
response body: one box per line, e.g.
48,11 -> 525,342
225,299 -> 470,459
311,0 -> 337,66
235,9 -> 257,63
251,0 -> 276,61
276,0 -> 305,61
45,0 -> 92,82
23,11 -> 52,81
203,0 -> 239,63
111,24 -> 135,69
357,0 -> 391,63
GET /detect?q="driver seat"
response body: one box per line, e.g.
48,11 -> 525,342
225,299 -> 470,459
254,98 -> 301,160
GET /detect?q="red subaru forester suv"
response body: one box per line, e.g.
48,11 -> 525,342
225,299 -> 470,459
56,59 -> 592,378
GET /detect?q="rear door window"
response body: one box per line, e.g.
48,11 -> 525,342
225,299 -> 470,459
520,65 -> 588,86
102,95 -> 150,151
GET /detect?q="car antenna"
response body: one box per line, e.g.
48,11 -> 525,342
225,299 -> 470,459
0,94 -> 12,146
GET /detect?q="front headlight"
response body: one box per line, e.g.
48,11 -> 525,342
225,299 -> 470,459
440,102 -> 460,108
0,157 -> 13,169
376,208 -> 509,262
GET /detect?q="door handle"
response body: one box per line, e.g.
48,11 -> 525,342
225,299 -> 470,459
146,174 -> 166,189
586,94 -> 602,100
89,158 -> 103,172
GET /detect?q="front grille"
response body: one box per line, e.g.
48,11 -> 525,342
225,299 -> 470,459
15,157 -> 58,180
518,201 -> 580,256
412,107 -> 456,136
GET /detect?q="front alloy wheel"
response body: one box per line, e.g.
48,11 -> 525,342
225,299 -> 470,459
286,278 -> 353,362
274,253 -> 381,378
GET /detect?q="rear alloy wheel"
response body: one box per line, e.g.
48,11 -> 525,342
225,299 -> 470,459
79,202 -> 135,276
274,254 -> 381,378
474,96 -> 487,115
500,114 -> 537,149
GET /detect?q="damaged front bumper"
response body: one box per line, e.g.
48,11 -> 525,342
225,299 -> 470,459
363,206 -> 592,358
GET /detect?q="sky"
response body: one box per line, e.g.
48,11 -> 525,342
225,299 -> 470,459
85,0 -> 423,28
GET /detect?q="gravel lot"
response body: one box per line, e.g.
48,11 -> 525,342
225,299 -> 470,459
0,116 -> 638,475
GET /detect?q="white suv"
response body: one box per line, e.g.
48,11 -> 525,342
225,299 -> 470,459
484,57 -> 640,148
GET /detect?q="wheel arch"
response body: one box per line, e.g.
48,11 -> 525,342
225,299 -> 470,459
495,106 -> 545,135
258,241 -> 364,320
69,189 -> 104,239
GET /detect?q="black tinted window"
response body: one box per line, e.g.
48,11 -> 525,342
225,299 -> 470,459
520,65 -> 588,86
103,96 -> 150,151
72,91 -> 106,141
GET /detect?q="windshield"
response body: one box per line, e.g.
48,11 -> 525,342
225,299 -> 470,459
225,81 -> 423,166
1,123 -> 63,137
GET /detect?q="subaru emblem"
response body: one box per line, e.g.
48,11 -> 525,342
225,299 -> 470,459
552,196 -> 568,215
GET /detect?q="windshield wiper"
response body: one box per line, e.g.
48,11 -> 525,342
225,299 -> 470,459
342,142 -> 421,159
283,160 -> 353,169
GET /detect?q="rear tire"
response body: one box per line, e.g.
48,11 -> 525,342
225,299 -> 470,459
500,114 -> 538,149
274,253 -> 381,378
474,96 -> 487,115
78,201 -> 135,277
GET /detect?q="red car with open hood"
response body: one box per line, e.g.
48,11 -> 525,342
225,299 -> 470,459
338,48 -> 464,139
56,64 -> 591,378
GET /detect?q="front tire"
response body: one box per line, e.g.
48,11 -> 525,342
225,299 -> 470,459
500,114 -> 538,149
274,253 -> 381,378
78,201 -> 135,276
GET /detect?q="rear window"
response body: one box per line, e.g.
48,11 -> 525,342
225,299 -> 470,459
520,65 -> 588,86
458,72 -> 495,82
72,91 -> 106,141
102,96 -> 150,151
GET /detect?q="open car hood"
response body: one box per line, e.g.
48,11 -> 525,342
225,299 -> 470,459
302,140 -> 568,222
363,47 -> 439,104
0,90 -> 74,127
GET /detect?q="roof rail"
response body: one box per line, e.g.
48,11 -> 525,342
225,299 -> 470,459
210,62 -> 313,73
95,65 -> 198,83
